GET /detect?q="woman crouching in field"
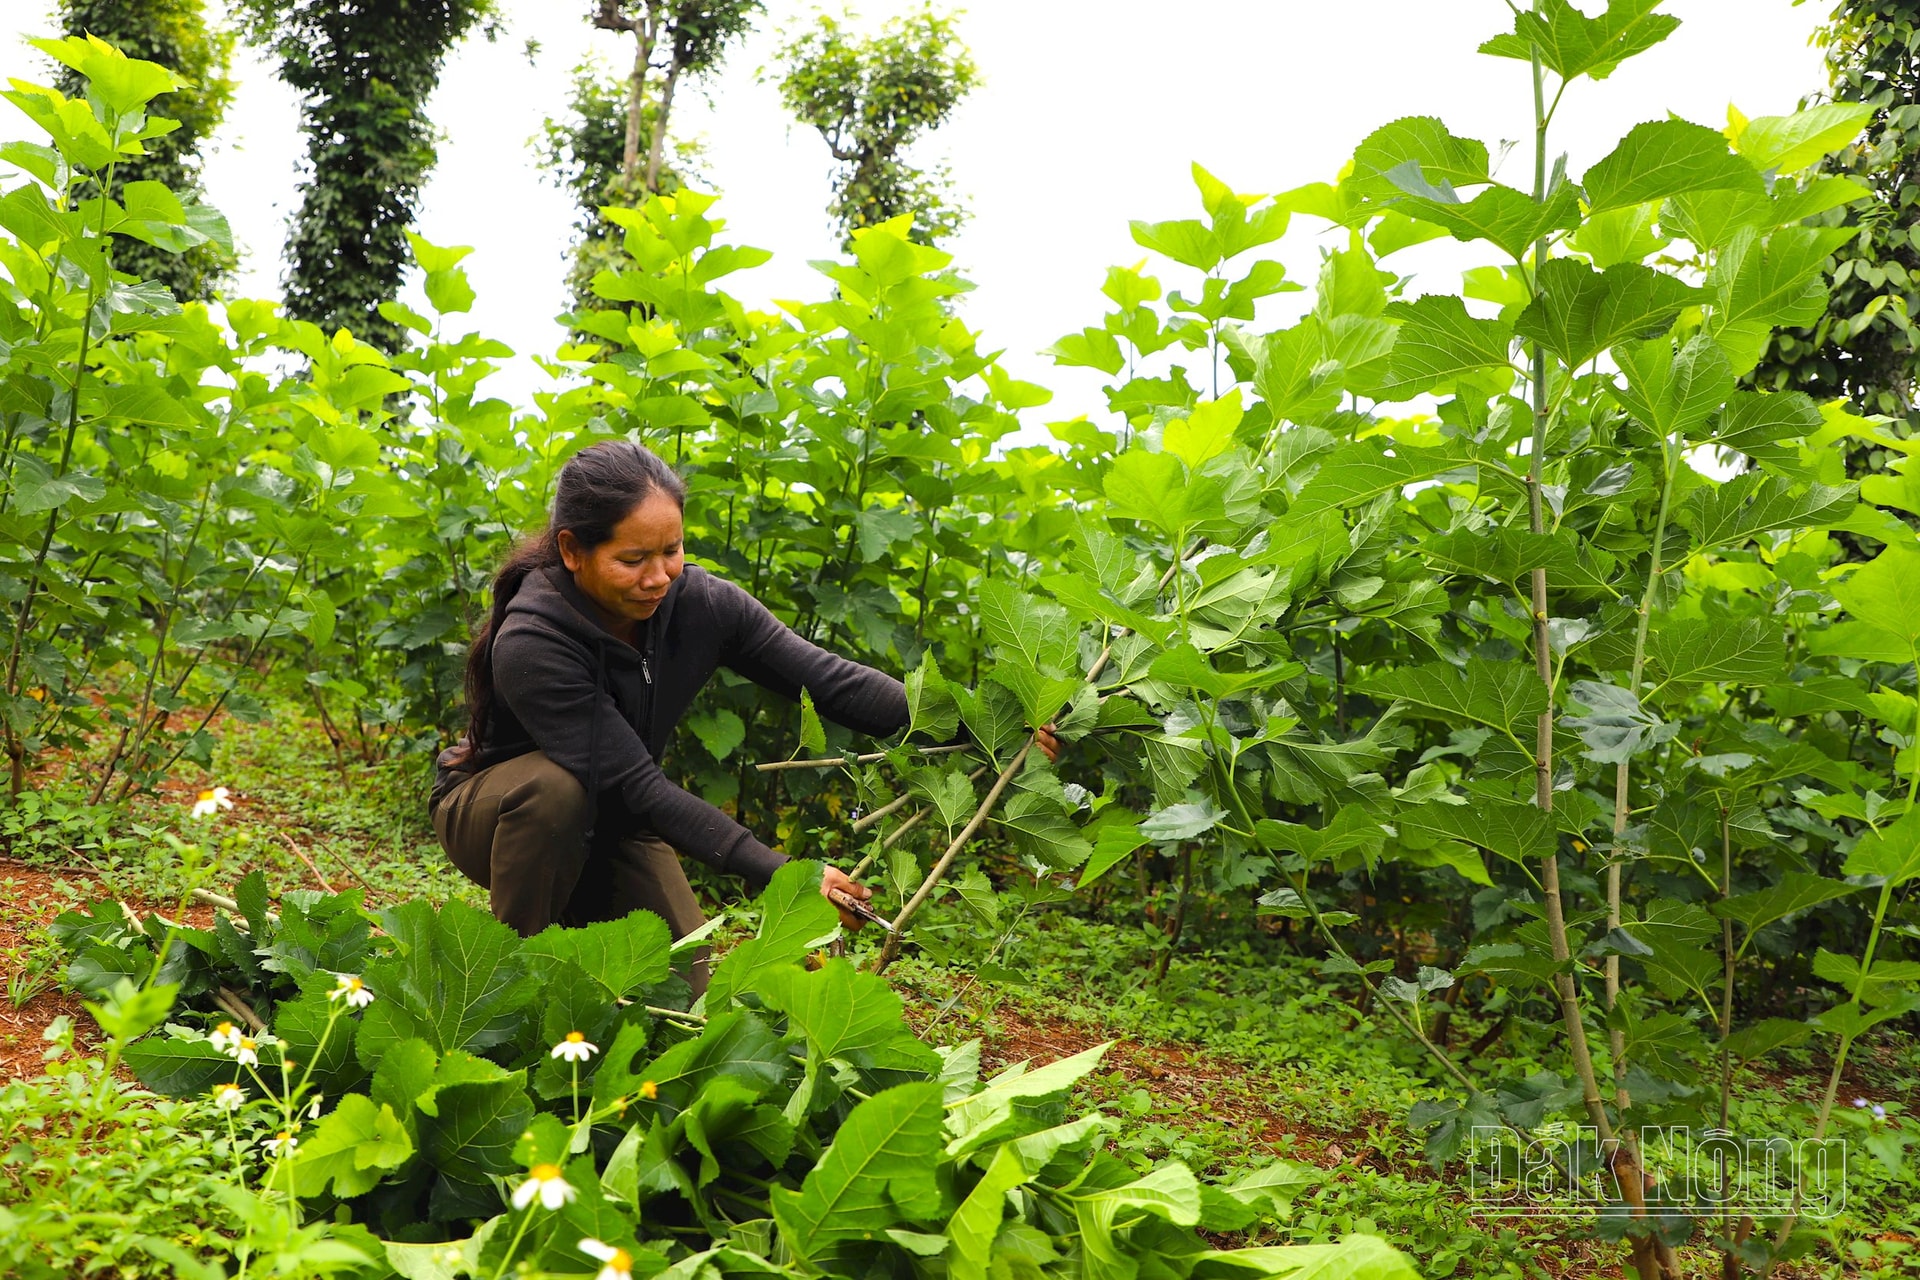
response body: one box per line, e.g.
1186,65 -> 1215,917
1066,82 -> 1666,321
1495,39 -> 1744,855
428,440 -> 904,995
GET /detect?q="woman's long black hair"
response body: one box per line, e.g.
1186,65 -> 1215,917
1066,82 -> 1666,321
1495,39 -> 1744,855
461,440 -> 686,750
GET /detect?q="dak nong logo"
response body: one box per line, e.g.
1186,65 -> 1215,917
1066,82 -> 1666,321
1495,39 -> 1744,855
1467,1127 -> 1846,1219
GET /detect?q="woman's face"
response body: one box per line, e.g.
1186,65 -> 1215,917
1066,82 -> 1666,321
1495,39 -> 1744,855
558,491 -> 685,634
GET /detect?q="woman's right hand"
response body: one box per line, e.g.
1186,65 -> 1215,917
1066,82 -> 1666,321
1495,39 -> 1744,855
821,865 -> 874,930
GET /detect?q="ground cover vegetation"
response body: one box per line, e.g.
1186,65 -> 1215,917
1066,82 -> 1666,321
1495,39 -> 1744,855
21,848 -> 1417,1280
2,2 -> 1920,1277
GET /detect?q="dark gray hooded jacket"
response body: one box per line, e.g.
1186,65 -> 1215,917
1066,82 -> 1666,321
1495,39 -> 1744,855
431,562 -> 908,886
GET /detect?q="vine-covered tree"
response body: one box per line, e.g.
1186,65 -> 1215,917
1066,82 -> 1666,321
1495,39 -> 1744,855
773,6 -> 979,247
54,0 -> 235,300
234,0 -> 496,351
1752,0 -> 1920,458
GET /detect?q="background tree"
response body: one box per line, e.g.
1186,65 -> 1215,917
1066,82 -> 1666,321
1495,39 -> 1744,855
1752,0 -> 1920,482
54,0 -> 235,300
233,0 -> 496,351
589,0 -> 761,196
773,6 -> 979,247
537,55 -> 708,315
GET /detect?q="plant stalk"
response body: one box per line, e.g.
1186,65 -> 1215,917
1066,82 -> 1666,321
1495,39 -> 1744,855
1607,426 -> 1677,1111
873,741 -> 1031,973
1522,24 -> 1670,1280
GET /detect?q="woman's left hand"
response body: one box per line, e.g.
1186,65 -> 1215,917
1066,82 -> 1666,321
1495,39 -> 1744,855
1035,723 -> 1061,764
820,865 -> 874,930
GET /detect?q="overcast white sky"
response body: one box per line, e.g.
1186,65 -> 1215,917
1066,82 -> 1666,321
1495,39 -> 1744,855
7,1 -> 1833,425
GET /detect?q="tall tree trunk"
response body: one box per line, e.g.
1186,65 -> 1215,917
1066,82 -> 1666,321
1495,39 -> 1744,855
622,16 -> 653,182
645,63 -> 680,192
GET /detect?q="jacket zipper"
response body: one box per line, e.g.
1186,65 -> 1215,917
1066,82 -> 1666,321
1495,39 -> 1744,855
641,619 -> 658,747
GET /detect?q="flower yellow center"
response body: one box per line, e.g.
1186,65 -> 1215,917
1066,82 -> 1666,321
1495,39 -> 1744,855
239,1038 -> 255,1049
198,789 -> 215,802
639,1080 -> 659,1100
611,1249 -> 632,1272
529,1163 -> 562,1181
215,1022 -> 234,1036
565,1031 -> 585,1043
215,1085 -> 238,1097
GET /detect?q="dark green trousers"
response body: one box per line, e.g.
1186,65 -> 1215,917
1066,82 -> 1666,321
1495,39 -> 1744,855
431,749 -> 710,995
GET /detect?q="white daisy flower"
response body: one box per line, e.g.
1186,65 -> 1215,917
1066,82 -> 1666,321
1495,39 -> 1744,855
211,1083 -> 245,1112
264,1131 -> 298,1158
230,1035 -> 260,1067
327,973 -> 375,1008
207,1021 -> 239,1053
307,1094 -> 324,1119
510,1163 -> 575,1211
579,1238 -> 635,1280
191,786 -> 234,818
549,1030 -> 598,1063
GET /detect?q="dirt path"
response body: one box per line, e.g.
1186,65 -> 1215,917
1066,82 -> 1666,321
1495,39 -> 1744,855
0,859 -> 109,1079
957,1001 -> 1390,1170
0,857 -> 237,1082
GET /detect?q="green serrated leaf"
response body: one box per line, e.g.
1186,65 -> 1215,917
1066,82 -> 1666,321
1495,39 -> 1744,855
1714,872 -> 1863,934
1478,0 -> 1679,82
1678,473 -> 1856,549
758,957 -> 937,1071
1517,260 -> 1700,369
523,911 -> 671,1001
1583,119 -> 1764,214
799,689 -> 826,756
1348,117 -> 1490,200
290,1094 -> 415,1199
771,1081 -> 945,1264
1400,798 -> 1554,866
1842,809 -> 1920,888
1140,799 -> 1225,843
1383,294 -> 1514,393
1733,103 -> 1875,175
1392,183 -> 1581,262
1354,658 -> 1546,738
355,900 -> 537,1066
709,861 -> 839,1006
1647,616 -> 1784,687
905,656 -> 959,743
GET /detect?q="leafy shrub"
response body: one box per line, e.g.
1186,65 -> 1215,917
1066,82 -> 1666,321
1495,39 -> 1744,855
0,1017 -> 248,1280
48,860 -> 1418,1279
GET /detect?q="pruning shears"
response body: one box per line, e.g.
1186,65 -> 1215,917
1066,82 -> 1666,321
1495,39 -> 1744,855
827,886 -> 897,933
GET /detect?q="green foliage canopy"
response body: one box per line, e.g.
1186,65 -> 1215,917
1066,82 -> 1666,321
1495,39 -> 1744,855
1751,0 -> 1920,448
54,0 -> 235,300
773,5 -> 980,247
